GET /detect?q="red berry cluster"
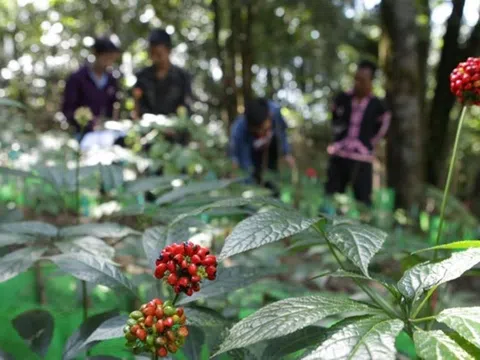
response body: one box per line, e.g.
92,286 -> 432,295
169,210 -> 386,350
124,298 -> 188,357
450,57 -> 480,105
305,167 -> 318,179
154,242 -> 217,296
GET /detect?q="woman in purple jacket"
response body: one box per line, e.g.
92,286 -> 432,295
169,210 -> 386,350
62,37 -> 121,139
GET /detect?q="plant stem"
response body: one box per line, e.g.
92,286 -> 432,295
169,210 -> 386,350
411,286 -> 437,319
75,148 -> 81,224
410,315 -> 437,323
34,261 -> 46,305
152,352 -> 158,360
172,293 -> 179,306
82,280 -> 88,321
433,106 -> 468,257
313,224 -> 400,319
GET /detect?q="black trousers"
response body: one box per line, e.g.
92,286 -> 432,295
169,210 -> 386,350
252,136 -> 280,198
325,156 -> 372,205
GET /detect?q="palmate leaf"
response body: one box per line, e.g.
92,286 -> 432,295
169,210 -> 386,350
49,253 -> 135,294
59,223 -> 140,239
327,223 -> 387,277
155,179 -> 234,205
0,247 -> 47,283
437,307 -> 480,349
55,236 -> 115,259
398,248 -> 480,299
218,209 -> 318,261
301,316 -> 404,360
177,266 -> 279,305
414,329 -> 473,360
169,196 -> 287,227
12,309 -> 54,358
213,294 -> 374,355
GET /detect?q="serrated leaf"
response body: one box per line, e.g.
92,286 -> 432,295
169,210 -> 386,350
177,266 -> 279,305
142,226 -> 168,270
85,315 -> 128,343
50,253 -> 135,293
262,326 -> 326,359
166,217 -> 205,244
0,233 -> 36,247
398,248 -> 480,299
55,237 -> 115,259
414,329 -> 473,360
155,180 -> 234,205
437,307 -> 480,349
0,247 -> 47,283
185,306 -> 230,328
63,311 -> 118,360
181,326 -> 204,360
302,316 -> 404,360
413,241 -> 480,254
327,223 -> 387,277
12,309 -> 54,358
218,209 -> 317,261
213,294 -> 373,355
60,223 -> 140,239
0,221 -> 58,238
169,196 -> 287,227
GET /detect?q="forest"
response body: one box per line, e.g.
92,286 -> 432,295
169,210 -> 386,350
1,0 -> 480,359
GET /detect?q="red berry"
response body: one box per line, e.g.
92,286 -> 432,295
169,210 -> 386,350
188,264 -> 197,276
156,307 -> 164,319
164,317 -> 174,327
203,255 -> 216,267
166,330 -> 176,342
157,347 -> 168,357
174,285 -> 181,294
167,261 -> 176,273
197,248 -> 209,259
143,305 -> 156,317
206,266 -> 216,277
130,324 -> 139,334
191,275 -> 201,283
167,273 -> 178,285
155,264 -> 167,278
191,255 -> 201,264
193,283 -> 200,292
144,315 -> 154,327
178,277 -> 189,287
155,320 -> 165,333
185,243 -> 194,256
173,254 -> 184,263
152,298 -> 163,305
136,328 -> 147,341
176,308 -> 184,316
208,274 -> 216,281
178,326 -> 189,337
186,288 -> 194,296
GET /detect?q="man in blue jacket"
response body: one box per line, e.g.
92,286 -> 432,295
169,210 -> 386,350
229,98 -> 295,186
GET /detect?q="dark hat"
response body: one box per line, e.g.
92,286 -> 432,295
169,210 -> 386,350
92,37 -> 121,54
148,29 -> 172,48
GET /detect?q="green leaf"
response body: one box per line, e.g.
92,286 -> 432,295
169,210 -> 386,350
181,326 -> 205,360
447,332 -> 480,359
302,316 -> 404,360
59,223 -> 140,239
87,356 -> 122,360
142,226 -> 168,270
0,247 -> 47,283
166,217 -> 205,244
55,237 -> 115,259
0,221 -> 58,238
155,180 -> 234,205
0,233 -> 36,247
177,266 -> 279,305
185,306 -> 230,328
414,329 -> 473,360
100,164 -> 123,191
50,253 -> 135,294
125,175 -> 181,193
213,294 -> 373,355
63,311 -> 118,360
413,241 -> 480,254
327,223 -> 387,277
0,348 -> 14,360
12,309 -> 54,358
218,209 -> 318,261
0,97 -> 25,108
437,307 -> 480,348
262,326 -> 326,359
169,196 -> 287,227
398,248 -> 480,299
0,167 -> 32,178
85,315 -> 128,343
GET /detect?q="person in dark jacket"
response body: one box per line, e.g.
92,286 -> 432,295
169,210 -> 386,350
62,37 -> 121,138
325,60 -> 391,205
133,29 -> 192,118
230,98 -> 295,188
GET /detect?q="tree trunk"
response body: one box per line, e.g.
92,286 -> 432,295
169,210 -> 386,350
381,0 -> 423,209
416,0 -> 430,122
241,1 -> 254,104
225,1 -> 240,130
426,0 -> 465,186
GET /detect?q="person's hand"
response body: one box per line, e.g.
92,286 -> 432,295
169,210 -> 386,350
284,154 -> 296,169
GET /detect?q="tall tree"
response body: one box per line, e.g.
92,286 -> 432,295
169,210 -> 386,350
381,0 -> 423,209
240,0 -> 254,104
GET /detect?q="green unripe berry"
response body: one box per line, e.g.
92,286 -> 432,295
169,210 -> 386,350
130,311 -> 143,319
